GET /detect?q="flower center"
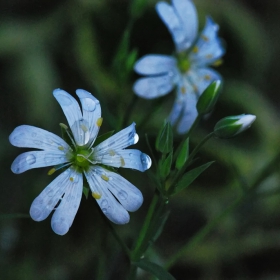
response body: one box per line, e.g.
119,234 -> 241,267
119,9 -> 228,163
69,147 -> 95,173
176,52 -> 191,73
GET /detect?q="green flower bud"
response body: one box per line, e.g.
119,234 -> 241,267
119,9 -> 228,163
196,80 -> 222,115
214,114 -> 256,138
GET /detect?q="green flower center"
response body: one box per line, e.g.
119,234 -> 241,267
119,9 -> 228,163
68,147 -> 95,173
176,52 -> 191,73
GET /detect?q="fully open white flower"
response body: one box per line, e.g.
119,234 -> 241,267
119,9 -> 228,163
133,0 -> 225,133
9,89 -> 151,235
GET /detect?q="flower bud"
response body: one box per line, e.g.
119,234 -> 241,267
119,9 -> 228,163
214,114 -> 256,138
196,80 -> 222,115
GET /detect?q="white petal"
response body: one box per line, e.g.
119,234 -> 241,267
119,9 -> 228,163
95,149 -> 152,172
76,89 -> 102,146
156,2 -> 187,52
134,55 -> 176,75
133,74 -> 174,99
29,167 -> 76,223
11,151 -> 69,174
84,167 -> 130,224
9,125 -> 70,152
51,171 -> 83,235
172,0 -> 198,50
169,100 -> 184,126
188,67 -> 222,95
177,89 -> 198,134
53,89 -> 88,147
189,17 -> 225,66
94,123 -> 138,155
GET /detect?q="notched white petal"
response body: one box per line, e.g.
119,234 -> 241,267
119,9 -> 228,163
29,167 -> 74,222
51,171 -> 83,235
76,89 -> 102,146
189,17 -> 225,66
94,123 -> 138,155
9,125 -> 70,151
134,55 -> 176,75
96,149 -> 151,172
133,74 -> 174,99
84,167 -> 130,224
11,151 -> 68,174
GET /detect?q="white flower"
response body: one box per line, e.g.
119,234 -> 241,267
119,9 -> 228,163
9,89 -> 152,235
133,0 -> 225,133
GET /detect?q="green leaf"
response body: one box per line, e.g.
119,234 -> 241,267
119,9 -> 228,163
126,48 -> 138,73
152,210 -> 170,243
0,213 -> 29,219
196,80 -> 222,115
83,186 -> 90,199
175,138 -> 189,170
174,161 -> 215,195
156,122 -> 173,154
134,258 -> 176,280
159,152 -> 173,179
93,130 -> 114,147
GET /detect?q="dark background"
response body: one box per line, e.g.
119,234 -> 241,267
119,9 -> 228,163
1,0 -> 280,279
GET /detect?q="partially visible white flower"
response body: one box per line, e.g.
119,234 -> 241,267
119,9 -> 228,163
9,89 -> 151,235
133,0 -> 225,134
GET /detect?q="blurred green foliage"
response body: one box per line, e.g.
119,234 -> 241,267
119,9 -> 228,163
1,0 -> 280,279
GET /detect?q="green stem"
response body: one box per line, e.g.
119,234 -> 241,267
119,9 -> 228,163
132,191 -> 160,260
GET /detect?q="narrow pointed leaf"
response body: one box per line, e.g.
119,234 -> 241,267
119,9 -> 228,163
174,161 -> 215,195
175,138 -> 189,169
159,152 -> 173,179
156,122 -> 173,153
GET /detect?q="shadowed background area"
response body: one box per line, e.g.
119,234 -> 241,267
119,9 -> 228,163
1,0 -> 280,279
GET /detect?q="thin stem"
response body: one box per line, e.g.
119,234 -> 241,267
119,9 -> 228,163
132,191 -> 160,260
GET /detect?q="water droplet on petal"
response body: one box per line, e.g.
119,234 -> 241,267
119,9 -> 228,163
47,190 -> 54,197
101,199 -> 108,208
118,191 -> 128,200
102,208 -> 107,214
81,97 -> 96,112
26,154 -> 36,165
140,153 -> 152,170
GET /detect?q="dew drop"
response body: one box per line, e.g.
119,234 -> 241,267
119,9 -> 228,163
129,153 -> 133,157
81,97 -> 96,112
118,191 -> 128,200
140,153 -> 152,170
102,208 -> 107,214
26,154 -> 36,165
101,199 -> 108,208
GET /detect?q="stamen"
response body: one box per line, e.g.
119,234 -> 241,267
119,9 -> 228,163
120,157 -> 125,167
204,75 -> 211,80
206,54 -> 213,59
59,123 -> 68,130
92,192 -> 102,199
201,35 -> 209,41
212,59 -> 223,66
69,177 -> 74,182
80,124 -> 88,132
96,118 -> 103,127
48,168 -> 56,175
181,87 -> 186,94
192,46 -> 199,53
101,174 -> 109,181
58,146 -> 64,151
60,123 -> 77,148
109,149 -> 115,156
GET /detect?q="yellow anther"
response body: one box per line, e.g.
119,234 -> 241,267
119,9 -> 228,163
59,123 -> 68,130
181,87 -> 186,94
92,192 -> 102,199
201,35 -> 209,41
193,85 -> 198,93
58,146 -> 64,151
206,54 -> 213,59
192,46 -> 199,53
48,168 -> 56,175
212,59 -> 223,67
109,149 -> 116,156
70,177 -> 74,182
101,174 -> 109,181
80,124 -> 88,132
96,118 -> 103,127
120,157 -> 125,167
204,75 -> 211,80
